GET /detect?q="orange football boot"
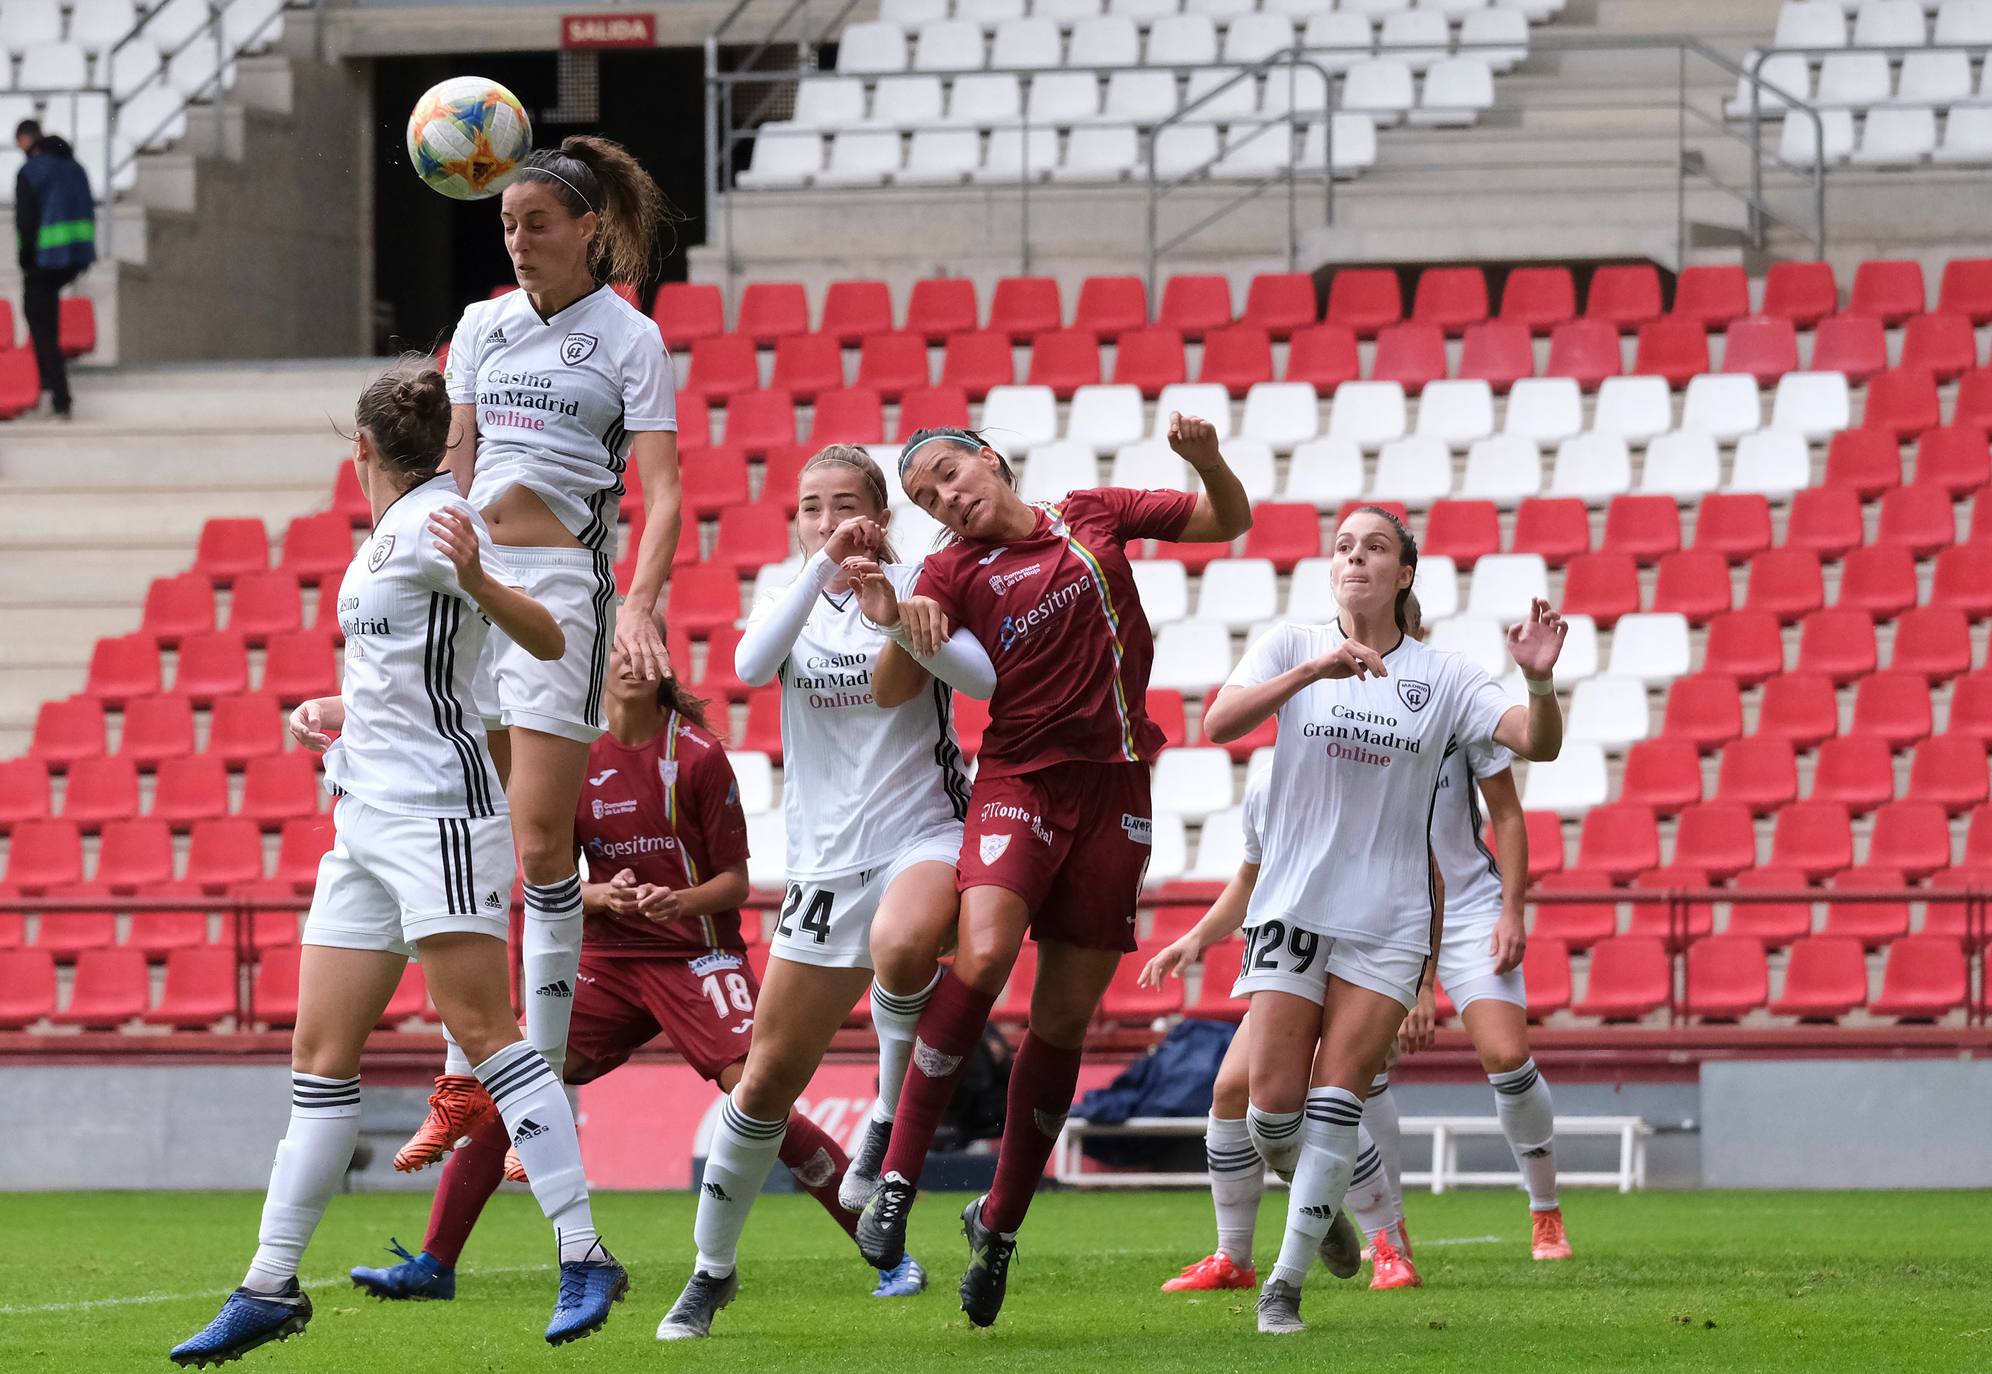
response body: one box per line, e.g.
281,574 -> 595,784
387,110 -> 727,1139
503,1146 -> 527,1183
1531,1207 -> 1573,1260
1368,1228 -> 1422,1290
1160,1253 -> 1257,1292
393,1074 -> 497,1173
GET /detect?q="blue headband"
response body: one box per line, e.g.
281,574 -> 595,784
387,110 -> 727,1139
897,430 -> 978,479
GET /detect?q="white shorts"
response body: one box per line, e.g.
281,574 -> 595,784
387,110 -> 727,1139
1231,918 -> 1428,1011
474,545 -> 618,745
302,797 -> 515,957
1435,909 -> 1527,1012
769,826 -> 965,970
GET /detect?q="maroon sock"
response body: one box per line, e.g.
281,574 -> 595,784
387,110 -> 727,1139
421,1115 -> 509,1268
780,1112 -> 860,1241
982,1030 -> 1083,1234
877,971 -> 998,1187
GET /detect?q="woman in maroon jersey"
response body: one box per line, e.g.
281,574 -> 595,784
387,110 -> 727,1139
349,644 -> 898,1300
845,413 -> 1252,1328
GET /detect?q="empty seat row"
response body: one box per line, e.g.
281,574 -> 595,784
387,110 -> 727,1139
872,0 -> 1562,35
1770,0 -> 1992,53
1778,101 -> 1992,164
1735,49 -> 1992,115
4,815 -> 298,892
0,752 -> 323,831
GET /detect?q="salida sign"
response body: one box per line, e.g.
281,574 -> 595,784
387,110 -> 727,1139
561,12 -> 656,47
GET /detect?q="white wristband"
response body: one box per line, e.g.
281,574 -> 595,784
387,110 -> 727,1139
883,621 -> 914,649
1525,675 -> 1555,696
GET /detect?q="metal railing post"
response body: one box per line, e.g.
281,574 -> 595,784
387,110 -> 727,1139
1144,125 -> 1159,301
1675,44 -> 1686,271
1021,111 -> 1034,275
1748,49 -> 1765,248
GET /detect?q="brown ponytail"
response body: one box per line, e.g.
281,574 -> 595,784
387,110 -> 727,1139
656,676 -> 716,737
517,134 -> 676,286
351,356 -> 451,482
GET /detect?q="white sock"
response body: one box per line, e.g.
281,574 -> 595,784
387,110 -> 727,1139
243,1072 -> 361,1292
441,1027 -> 473,1078
692,1093 -> 788,1277
1246,1104 -> 1304,1180
473,1039 -> 599,1262
1366,1071 -> 1405,1222
1342,1124 -> 1396,1242
522,875 -> 584,1072
1490,1058 -> 1559,1211
1269,1087 -> 1362,1291
868,967 -> 941,1123
1204,1114 -> 1264,1267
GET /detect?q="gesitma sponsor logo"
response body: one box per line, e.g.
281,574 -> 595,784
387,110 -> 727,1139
998,574 -> 1094,652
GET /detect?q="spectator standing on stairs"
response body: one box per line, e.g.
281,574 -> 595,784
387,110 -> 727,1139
14,119 -> 96,421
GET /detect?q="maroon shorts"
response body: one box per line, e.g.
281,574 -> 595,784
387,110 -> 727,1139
566,948 -> 759,1084
956,759 -> 1152,953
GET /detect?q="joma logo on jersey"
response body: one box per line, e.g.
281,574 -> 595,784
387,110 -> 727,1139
560,331 -> 599,365
1397,679 -> 1433,712
367,535 -> 395,572
987,563 -> 1042,595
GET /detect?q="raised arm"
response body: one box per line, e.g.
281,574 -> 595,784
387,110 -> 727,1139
848,561 -> 997,706
442,403 -> 477,496
617,430 -> 682,681
1490,598 -> 1568,762
735,551 -> 837,687
1166,413 -> 1254,542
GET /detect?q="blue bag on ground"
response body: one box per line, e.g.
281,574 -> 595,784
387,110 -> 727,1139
1073,1019 -> 1237,1166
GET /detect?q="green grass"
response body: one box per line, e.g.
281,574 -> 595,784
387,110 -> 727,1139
4,1189 -> 1988,1372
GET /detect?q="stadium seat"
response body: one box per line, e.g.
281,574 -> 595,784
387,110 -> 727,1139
1566,674 -> 1653,750
1105,326 -> 1184,399
1238,382 -> 1320,452
1752,673 -> 1838,752
1680,373 -> 1760,442
989,276 -> 1063,342
1457,321 -> 1535,393
1848,259 -> 1926,325
1233,503 -> 1315,573
1418,499 -> 1498,567
1370,323 -> 1448,395
1241,272 -> 1318,339
771,333 -> 845,402
91,815 -> 172,891
721,390 -> 797,457
1821,427 -> 1901,500
1862,368 -> 1942,440
1782,487 -> 1864,562
1793,608 -> 1877,684
1821,865 -> 1913,947
819,280 -> 894,346
1191,326 -> 1269,400
1834,545 -> 1916,623
277,513 -> 353,587
893,385 -> 972,440
1692,491 -> 1773,564
1555,552 -> 1636,628
50,947 -> 149,1028
1721,866 -> 1812,948
193,518 -> 269,585
1714,736 -> 1801,817
227,571 -> 305,645
1768,801 -> 1855,880
1510,497 -> 1590,567
1632,318 -> 1710,389
1867,801 -> 1955,879
1929,546 -> 1992,621
1159,274 -> 1233,340
240,753 -> 321,828
148,754 -> 228,829
1067,385 -> 1146,455
1728,430 -> 1811,501
1648,550 -> 1731,624
1503,378 -> 1583,447
1366,436 -> 1449,509
1899,312 -> 1978,383
1685,935 -> 1769,1020
1575,803 -> 1661,882
1573,935 -> 1671,1021
81,634 -> 160,709
1951,672 -> 1992,749
1937,258 -> 1992,324
1529,872 -> 1621,949
204,693 -> 283,768
142,573 -> 217,647
1183,939 -> 1246,1021
1657,673 -> 1740,755
1099,943 -> 1186,1024
1455,434 -> 1540,507
1722,316 -> 1800,389
380,963 -> 430,1027
273,817 -> 334,891
111,694 -> 190,770
1498,266 -> 1577,335
1912,426 -> 1991,499
1801,319 -> 1883,394
736,282 -> 810,346
977,386 -> 1057,457
905,278 -> 979,341
678,394 -> 712,449
1778,108 -> 1855,164
1327,268 -> 1403,339
1638,429 -> 1721,501
124,884 -> 214,958
1618,738 -> 1701,816
248,945 -> 302,1027
1547,433 -> 1632,506
142,946 -> 238,1028
1869,936 -> 1968,1020
1522,742 -> 1610,818
1672,265 -> 1750,330
1671,801 -> 1757,880
1744,549 -> 1826,624
1073,275 -> 1147,340
1544,319 -> 1622,393
941,330 -> 1015,398
652,282 -> 725,352
1889,606 -> 1972,683
1024,329 -> 1101,399
0,946 -> 58,1027
1844,671 -> 1933,754
1411,266 -> 1488,335
1601,494 -> 1682,565
1809,735 -> 1895,817
1586,264 -> 1663,331
684,335 -> 758,402
260,633 -> 338,706
1018,443 -> 1099,505
1770,936 -> 1868,1018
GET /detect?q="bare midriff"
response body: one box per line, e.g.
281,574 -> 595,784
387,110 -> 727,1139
479,483 -> 584,549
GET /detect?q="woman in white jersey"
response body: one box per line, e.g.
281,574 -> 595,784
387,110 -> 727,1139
169,364 -> 625,1369
405,136 -> 682,1161
655,446 -> 994,1340
1201,504 -> 1567,1335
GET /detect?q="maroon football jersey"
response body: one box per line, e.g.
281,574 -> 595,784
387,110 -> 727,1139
916,486 -> 1196,779
574,711 -> 750,956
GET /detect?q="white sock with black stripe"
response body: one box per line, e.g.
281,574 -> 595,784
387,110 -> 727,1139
1269,1087 -> 1364,1291
868,967 -> 942,1123
692,1093 -> 789,1277
243,1072 -> 362,1292
1366,1070 -> 1406,1224
1205,1114 -> 1265,1267
1246,1103 -> 1305,1180
474,1039 -> 599,1263
1343,1124 -> 1397,1244
1490,1058 -> 1560,1210
522,874 -> 584,1072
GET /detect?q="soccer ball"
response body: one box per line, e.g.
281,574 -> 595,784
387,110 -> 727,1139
406,76 -> 533,201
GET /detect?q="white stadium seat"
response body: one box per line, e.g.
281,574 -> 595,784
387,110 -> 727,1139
1369,435 -> 1454,507
1852,105 -> 1937,163
1459,434 -> 1544,506
912,19 -> 988,70
1458,6 -> 1529,73
1592,375 -> 1674,445
1110,440 -> 1193,490
731,751 -> 777,815
1852,0 -> 1928,45
837,21 -> 911,72
1261,65 -> 1332,118
1184,67 -> 1261,121
1551,612 -> 1601,687
1034,0 -> 1103,25
1151,622 -> 1236,693
1773,1 -> 1849,49
1378,11 -> 1450,72
864,75 -> 946,128
1148,13 -> 1220,65
1344,0 -> 1415,18
752,558 -> 804,605
1607,612 -> 1692,686
1728,430 -> 1812,499
1411,552 -> 1461,620
1727,52 -> 1812,119
1068,384 -> 1148,453
1241,382 -> 1321,450
1224,13 -> 1298,63
1414,378 -> 1496,449
991,16 -> 1065,66
1565,674 -> 1652,748
1132,557 -> 1190,626
18,42 -> 88,90
1154,123 -> 1223,178
1145,811 -> 1189,889
944,73 -> 1023,125
146,0 -> 211,50
1019,441 -> 1101,503
1185,807 -> 1245,882
1467,553 -> 1550,622
1287,556 -> 1334,618
1056,124 -> 1140,180
1934,0 -> 1992,44
977,126 -> 1060,180
1343,59 -> 1417,125
1185,0 -> 1256,19
1108,0 -> 1180,20
1195,558 -> 1281,629
737,123 -> 822,188
1070,14 -> 1142,66
813,129 -> 903,186
1548,433 -> 1634,504
1503,377 -> 1584,447
1522,743 -> 1610,816
1154,747 -> 1237,821
1427,616 -> 1511,678
980,385 -> 1061,455
746,813 -> 789,890
888,493 -> 949,553
1299,114 -> 1381,175
1102,70 -> 1181,125
959,0 -> 1029,29
3,0 -> 62,50
1221,438 -> 1281,503
1423,0 -> 1493,18
1027,70 -> 1104,124
881,0 -> 949,27
1816,53 -> 1891,110
1638,430 -> 1722,500
67,0 -> 138,57
1327,381 -> 1408,451
1153,383 -> 1233,440
1894,52 -> 1973,107
791,78 -> 867,129
1681,374 -> 1761,443
898,127 -> 981,184
1414,58 -> 1495,126
1301,13 -> 1378,75
1282,437 -> 1369,508
1933,104 -> 1992,162
1779,108 -> 1856,164
224,0 -> 288,52
1768,371 -> 1850,439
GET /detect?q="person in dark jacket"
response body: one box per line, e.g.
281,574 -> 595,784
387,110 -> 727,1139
15,119 -> 96,419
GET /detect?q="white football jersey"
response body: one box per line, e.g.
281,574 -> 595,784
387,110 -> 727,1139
1240,769 -> 1269,865
1430,737 -> 1514,927
324,474 -> 509,820
445,285 -> 676,553
748,561 -> 972,881
1225,621 -> 1513,954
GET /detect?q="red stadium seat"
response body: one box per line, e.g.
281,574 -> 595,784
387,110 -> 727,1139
1560,552 -> 1641,626
193,518 -> 269,585
1575,803 -> 1660,882
29,887 -> 114,957
1821,428 -> 1901,499
1953,672 -> 1992,748
60,755 -> 138,830
938,330 -> 1014,398
1115,325 -> 1190,398
274,817 -> 334,891
1619,739 -> 1703,815
1282,323 -> 1360,390
1601,495 -> 1681,565
1147,690 -> 1187,751
809,390 -> 885,446
6,819 -> 83,892
1782,486 -> 1865,561
241,753 -> 322,828
142,947 -> 239,1028
1671,265 -> 1750,329
1632,318 -> 1709,389
893,385 -> 971,441
1661,672 -> 1744,751
1974,496 -> 1992,546
667,565 -> 743,637
1510,497 -> 1590,566
1412,266 -> 1489,336
1143,536 -> 1231,576
1768,801 -> 1854,879
1761,261 -> 1838,329
1703,610 -> 1786,686
1938,257 -> 1992,324
142,573 -> 217,646
1869,936 -> 1968,1020
721,390 -> 797,456
1908,733 -> 1990,816
1369,323 -> 1447,393
1929,546 -> 1992,621
1911,426 -> 1990,499
856,330 -> 932,401
1821,865 -> 1911,947
1421,499 -> 1501,567
51,948 -> 149,1027
1847,258 -> 1926,325
1727,867 -> 1816,947
1807,313 -> 1887,385
1195,326 -> 1271,398
1585,264 -> 1663,331
1515,938 -> 1572,1018
684,335 -> 758,402
1529,871 -> 1620,949
741,687 -> 783,760
0,950 -> 57,1028
1714,737 -> 1798,815
1835,545 -> 1917,622
278,513 -> 355,586
1685,935 -> 1769,1020
1692,492 -> 1773,563
1754,673 -> 1839,751
1743,548 -> 1825,624
1327,268 -> 1403,339
1498,266 -> 1576,335
1899,313 -> 1978,382
1025,328 -> 1103,399
651,282 -> 725,352
678,393 -> 712,449
770,332 -> 844,402
1971,805 -> 1992,868
1889,606 -> 1972,683
1149,905 -> 1205,942
1074,275 -> 1148,340
187,817 -> 267,891
1241,503 -> 1321,572
989,276 -> 1063,342
1771,936 -> 1868,1019
1573,935 -> 1670,1020
1718,315 -> 1799,387
125,883 -> 213,957
1953,369 -> 1992,432
674,446 -> 752,518
1242,272 -> 1319,338
115,695 -> 191,769
1649,551 -> 1732,623
1673,802 -> 1758,879
1213,712 -> 1276,763
1544,319 -> 1621,392
736,282 -> 809,346
1925,867 -> 1992,941
380,963 -> 430,1026
0,758 -> 51,832
905,277 -> 979,342
1099,942 -> 1186,1023
1793,608 -> 1877,685
207,692 -> 285,768
250,945 -> 302,1027
1810,735 -> 1895,816
1522,809 -> 1566,877
712,506 -> 793,576
1456,320 -> 1535,393
262,632 -> 339,705
97,818 -> 174,890
1184,938 -> 1246,1021
84,634 -> 161,708
691,625 -> 750,702
0,348 -> 36,418
819,279 -> 894,345
1848,671 -> 1933,752
228,571 -> 305,644
1159,274 -> 1233,340
759,446 -> 812,510
1863,368 -> 1942,440
59,298 -> 94,356
149,754 -> 228,828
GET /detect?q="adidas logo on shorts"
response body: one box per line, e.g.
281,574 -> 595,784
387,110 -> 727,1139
485,326 -> 508,345
512,1116 -> 549,1145
702,1180 -> 733,1202
1299,1204 -> 1336,1220
483,891 -> 503,910
535,980 -> 573,999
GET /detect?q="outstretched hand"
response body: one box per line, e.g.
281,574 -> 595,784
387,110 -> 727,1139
1167,412 -> 1224,469
1137,937 -> 1197,989
1507,598 -> 1568,681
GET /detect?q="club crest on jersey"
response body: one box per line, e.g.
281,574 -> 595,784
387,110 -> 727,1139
980,833 -> 1012,865
658,760 -> 680,788
367,535 -> 395,573
1397,679 -> 1433,713
560,331 -> 599,365
988,564 -> 1042,595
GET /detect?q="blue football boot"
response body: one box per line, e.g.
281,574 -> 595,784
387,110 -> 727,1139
350,1238 -> 455,1301
873,1253 -> 928,1299
546,1246 -> 628,1346
169,1279 -> 312,1367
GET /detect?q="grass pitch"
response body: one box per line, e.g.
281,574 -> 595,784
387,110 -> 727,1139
4,1188 -> 1986,1372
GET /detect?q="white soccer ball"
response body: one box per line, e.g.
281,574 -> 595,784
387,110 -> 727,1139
406,76 -> 533,201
